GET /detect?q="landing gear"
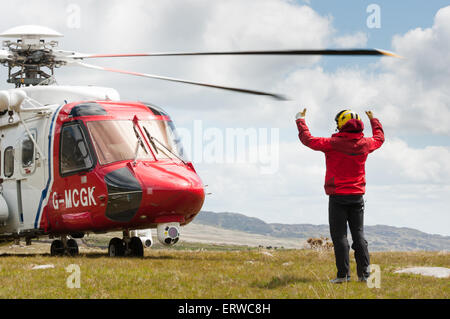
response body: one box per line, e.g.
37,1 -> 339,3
108,237 -> 125,257
129,237 -> 144,257
50,236 -> 79,256
50,239 -> 64,256
108,230 -> 144,257
66,239 -> 79,256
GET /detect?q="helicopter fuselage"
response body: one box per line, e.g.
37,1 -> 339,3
0,88 -> 205,246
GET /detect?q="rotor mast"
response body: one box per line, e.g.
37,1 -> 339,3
0,25 -> 63,87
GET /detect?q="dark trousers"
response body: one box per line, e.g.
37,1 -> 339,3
328,195 -> 370,278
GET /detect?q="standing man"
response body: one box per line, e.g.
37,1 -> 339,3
295,108 -> 384,283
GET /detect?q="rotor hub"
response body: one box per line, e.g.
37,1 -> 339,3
0,25 -> 63,87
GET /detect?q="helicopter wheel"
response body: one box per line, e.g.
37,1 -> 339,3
108,237 -> 125,257
50,239 -> 65,256
67,239 -> 79,256
129,237 -> 144,257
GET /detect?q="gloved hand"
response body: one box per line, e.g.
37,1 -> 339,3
365,110 -> 374,120
296,108 -> 307,120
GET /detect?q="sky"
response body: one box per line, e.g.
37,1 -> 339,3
0,0 -> 449,236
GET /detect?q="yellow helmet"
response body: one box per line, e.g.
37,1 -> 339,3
335,110 -> 361,130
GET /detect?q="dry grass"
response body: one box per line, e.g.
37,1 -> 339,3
0,241 -> 448,299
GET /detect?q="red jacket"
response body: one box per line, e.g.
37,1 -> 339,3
296,118 -> 384,195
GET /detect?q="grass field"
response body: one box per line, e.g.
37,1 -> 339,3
0,241 -> 448,299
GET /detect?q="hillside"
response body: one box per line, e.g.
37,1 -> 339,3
192,211 -> 450,251
181,223 -> 305,248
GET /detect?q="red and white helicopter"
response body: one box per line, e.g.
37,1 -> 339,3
0,25 -> 398,257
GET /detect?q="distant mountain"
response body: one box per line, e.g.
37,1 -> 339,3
193,211 -> 450,251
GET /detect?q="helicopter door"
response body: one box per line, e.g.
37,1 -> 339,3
0,129 -> 46,230
1,145 -> 26,228
16,130 -> 46,229
51,122 -> 98,228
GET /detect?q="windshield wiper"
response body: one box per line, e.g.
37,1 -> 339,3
132,124 -> 148,165
143,126 -> 159,155
142,125 -> 186,164
142,126 -> 172,159
153,136 -> 186,164
145,130 -> 186,164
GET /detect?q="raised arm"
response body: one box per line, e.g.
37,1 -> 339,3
365,110 -> 385,152
295,108 -> 331,152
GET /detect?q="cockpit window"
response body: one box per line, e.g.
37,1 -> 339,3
86,120 -> 153,165
139,120 -> 186,161
60,123 -> 94,175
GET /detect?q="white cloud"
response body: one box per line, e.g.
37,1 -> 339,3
370,138 -> 450,184
383,6 -> 450,87
198,141 -> 328,224
364,184 -> 450,236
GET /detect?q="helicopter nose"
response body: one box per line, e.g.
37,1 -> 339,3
102,162 -> 204,223
135,162 -> 205,221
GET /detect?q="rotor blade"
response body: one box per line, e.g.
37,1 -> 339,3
71,48 -> 402,59
73,62 -> 287,100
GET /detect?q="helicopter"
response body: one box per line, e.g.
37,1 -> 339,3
0,25 -> 399,257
